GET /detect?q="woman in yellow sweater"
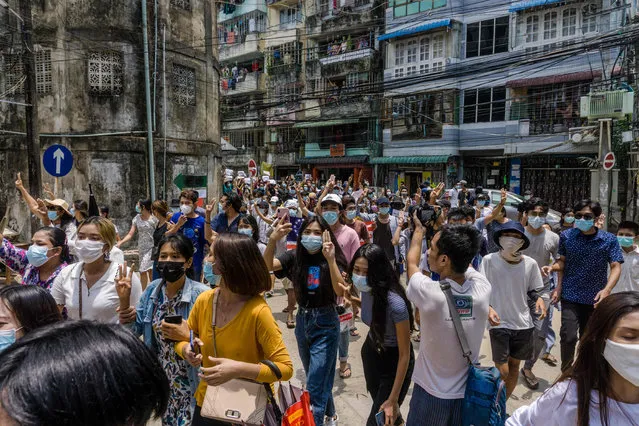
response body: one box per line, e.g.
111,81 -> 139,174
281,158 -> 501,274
176,233 -> 293,426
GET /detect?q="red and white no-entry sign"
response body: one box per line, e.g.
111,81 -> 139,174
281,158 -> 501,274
603,152 -> 616,171
248,159 -> 257,177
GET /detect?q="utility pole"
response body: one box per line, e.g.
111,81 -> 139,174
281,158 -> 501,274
590,119 -> 613,229
18,0 -> 42,201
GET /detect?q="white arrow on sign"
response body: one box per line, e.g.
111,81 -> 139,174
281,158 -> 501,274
53,148 -> 64,174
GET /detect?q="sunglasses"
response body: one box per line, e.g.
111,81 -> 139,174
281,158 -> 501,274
575,213 -> 595,220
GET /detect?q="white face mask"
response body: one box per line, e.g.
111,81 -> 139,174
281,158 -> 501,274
603,339 -> 639,387
75,239 -> 106,264
180,204 -> 192,215
499,236 -> 524,262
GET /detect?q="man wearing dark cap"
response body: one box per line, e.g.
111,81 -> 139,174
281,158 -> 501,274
360,196 -> 400,270
479,221 -> 547,399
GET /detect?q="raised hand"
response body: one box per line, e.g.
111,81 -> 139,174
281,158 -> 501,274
205,198 -> 217,218
322,230 -> 335,261
430,183 -> 445,203
43,182 -> 55,200
500,188 -> 507,205
35,198 -> 48,219
15,172 -> 24,190
115,262 -> 134,308
270,219 -> 292,241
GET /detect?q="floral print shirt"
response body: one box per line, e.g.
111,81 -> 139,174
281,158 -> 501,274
0,238 -> 67,290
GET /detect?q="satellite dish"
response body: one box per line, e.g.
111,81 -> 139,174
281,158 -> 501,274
571,132 -> 583,143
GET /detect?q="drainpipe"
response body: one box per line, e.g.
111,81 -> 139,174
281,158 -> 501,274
153,0 -> 158,131
142,0 -> 157,200
162,24 -> 168,199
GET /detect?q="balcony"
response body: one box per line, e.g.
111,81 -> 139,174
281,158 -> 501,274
267,107 -> 297,126
319,47 -> 374,66
220,72 -> 266,96
307,4 -> 375,37
223,111 -> 263,131
320,95 -> 373,119
271,152 -> 298,166
219,33 -> 262,63
266,0 -> 298,8
510,101 -> 588,136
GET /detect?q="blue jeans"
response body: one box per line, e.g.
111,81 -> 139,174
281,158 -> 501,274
338,329 -> 349,363
407,384 -> 463,426
543,303 -> 556,354
295,306 -> 340,426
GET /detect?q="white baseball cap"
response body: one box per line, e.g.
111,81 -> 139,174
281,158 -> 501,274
284,199 -> 298,208
270,196 -> 279,204
321,194 -> 342,207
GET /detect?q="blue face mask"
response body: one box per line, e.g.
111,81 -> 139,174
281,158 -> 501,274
564,216 -> 575,224
618,236 -> 635,248
135,205 -> 141,213
26,244 -> 51,267
70,207 -> 76,216
301,235 -> 323,253
528,216 -> 546,230
322,211 -> 339,226
47,211 -> 59,221
575,218 -> 594,232
379,207 -> 390,215
289,209 -> 298,218
346,210 -> 357,220
0,328 -> 19,353
351,273 -> 371,293
202,262 -> 220,286
238,228 -> 253,237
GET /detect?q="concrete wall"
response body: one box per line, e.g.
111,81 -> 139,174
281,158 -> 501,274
0,0 -> 220,241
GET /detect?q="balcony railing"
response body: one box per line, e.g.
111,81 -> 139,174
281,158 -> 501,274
510,101 -> 588,135
219,33 -> 262,63
220,72 -> 266,96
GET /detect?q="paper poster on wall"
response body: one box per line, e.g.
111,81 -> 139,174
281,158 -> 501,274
421,172 -> 432,187
487,179 -> 496,185
491,169 -> 500,176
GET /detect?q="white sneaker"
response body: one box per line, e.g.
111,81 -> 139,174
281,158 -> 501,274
324,414 -> 338,426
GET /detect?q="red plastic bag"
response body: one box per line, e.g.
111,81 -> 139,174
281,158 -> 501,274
282,390 -> 315,426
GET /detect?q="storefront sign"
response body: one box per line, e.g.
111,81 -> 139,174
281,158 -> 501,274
509,158 -> 521,195
330,144 -> 345,157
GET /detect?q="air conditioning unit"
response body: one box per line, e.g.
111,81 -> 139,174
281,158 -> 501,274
580,90 -> 634,119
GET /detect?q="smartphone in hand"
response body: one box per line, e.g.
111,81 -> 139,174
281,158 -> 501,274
164,315 -> 183,325
276,207 -> 290,223
375,411 -> 385,426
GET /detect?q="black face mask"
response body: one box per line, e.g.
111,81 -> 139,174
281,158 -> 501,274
157,261 -> 186,282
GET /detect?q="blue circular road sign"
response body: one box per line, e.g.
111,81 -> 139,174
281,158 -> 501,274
43,144 -> 73,177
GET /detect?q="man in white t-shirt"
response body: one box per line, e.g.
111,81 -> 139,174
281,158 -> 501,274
520,198 -> 559,390
480,221 -> 546,400
406,215 -> 490,426
613,221 -> 639,293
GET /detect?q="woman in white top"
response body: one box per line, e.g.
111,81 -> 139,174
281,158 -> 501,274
51,216 -> 142,323
118,199 -> 157,289
507,291 -> 639,426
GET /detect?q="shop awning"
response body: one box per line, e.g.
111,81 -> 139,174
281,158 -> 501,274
369,155 -> 450,164
297,155 -> 369,165
292,119 -> 360,128
378,19 -> 451,42
509,0 -> 563,12
507,70 -> 602,88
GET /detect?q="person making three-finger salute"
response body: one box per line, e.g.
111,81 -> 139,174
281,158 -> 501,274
51,216 -> 142,323
265,216 -> 348,426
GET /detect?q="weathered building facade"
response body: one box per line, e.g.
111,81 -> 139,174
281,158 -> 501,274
0,0 -> 220,238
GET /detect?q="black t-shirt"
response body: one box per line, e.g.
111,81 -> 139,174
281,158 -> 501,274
373,220 -> 394,262
275,250 -> 336,308
152,222 -> 168,258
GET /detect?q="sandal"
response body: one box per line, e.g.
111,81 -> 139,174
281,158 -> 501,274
520,369 -> 539,390
540,353 -> 558,367
282,306 -> 297,313
412,332 -> 421,343
349,327 -> 360,337
339,364 -> 352,379
286,313 -> 295,329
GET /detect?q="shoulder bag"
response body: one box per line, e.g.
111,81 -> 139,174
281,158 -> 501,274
440,282 -> 506,426
200,290 -> 283,425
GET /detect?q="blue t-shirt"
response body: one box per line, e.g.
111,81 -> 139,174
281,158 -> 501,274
558,228 -> 624,305
211,212 -> 242,234
170,213 -> 206,273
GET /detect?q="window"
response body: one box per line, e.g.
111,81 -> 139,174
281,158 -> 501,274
222,130 -> 264,149
395,43 -> 405,66
2,54 -> 24,96
407,40 -> 417,63
88,51 -> 123,96
463,87 -> 506,123
562,8 -> 577,37
432,35 -> 444,58
346,72 -> 368,89
582,4 -> 597,33
392,34 -> 447,77
543,12 -> 558,40
390,91 -> 455,139
35,50 -> 52,94
170,0 -> 191,10
172,64 -> 196,106
466,17 -> 509,58
391,0 -> 447,19
280,7 -> 300,27
420,38 -> 429,61
526,16 -> 539,43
